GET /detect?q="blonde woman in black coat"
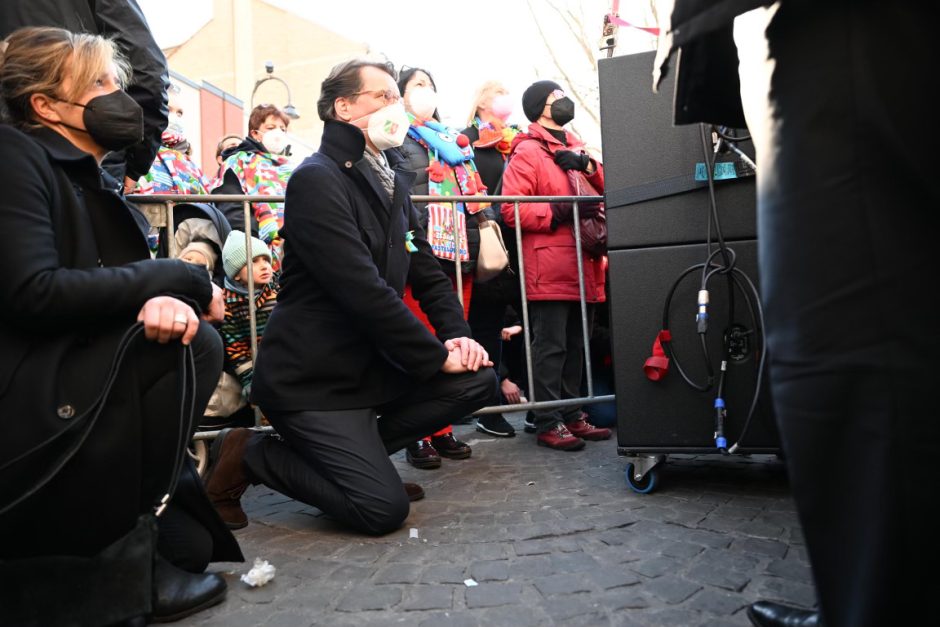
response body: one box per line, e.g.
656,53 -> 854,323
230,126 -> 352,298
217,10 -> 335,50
0,26 -> 239,625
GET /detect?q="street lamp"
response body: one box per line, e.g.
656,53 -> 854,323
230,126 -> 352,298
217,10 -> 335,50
250,61 -> 300,119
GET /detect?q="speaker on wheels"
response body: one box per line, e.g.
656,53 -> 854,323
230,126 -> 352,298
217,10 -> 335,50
598,50 -> 780,490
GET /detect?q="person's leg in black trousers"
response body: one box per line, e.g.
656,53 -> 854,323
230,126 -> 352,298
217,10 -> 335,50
468,298 -> 505,371
0,321 -> 222,558
529,301 -> 572,433
741,3 -> 940,625
529,301 -> 591,430
246,408 -> 413,535
557,302 -> 592,425
243,368 -> 496,535
377,368 -> 498,452
0,323 -> 225,625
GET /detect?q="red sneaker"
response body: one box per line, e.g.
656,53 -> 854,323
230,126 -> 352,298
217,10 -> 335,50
537,424 -> 585,451
565,415 -> 612,441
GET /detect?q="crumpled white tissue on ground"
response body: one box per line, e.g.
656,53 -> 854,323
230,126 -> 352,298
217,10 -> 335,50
240,558 -> 276,587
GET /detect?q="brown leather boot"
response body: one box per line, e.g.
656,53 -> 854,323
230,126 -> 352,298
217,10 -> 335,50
203,428 -> 254,529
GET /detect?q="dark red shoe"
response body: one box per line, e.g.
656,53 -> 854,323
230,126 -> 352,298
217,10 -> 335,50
565,414 -> 612,441
536,424 -> 585,451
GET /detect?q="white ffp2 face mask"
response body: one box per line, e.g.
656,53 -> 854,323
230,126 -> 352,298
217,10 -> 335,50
261,128 -> 289,154
366,102 -> 410,150
407,86 -> 438,120
167,114 -> 185,137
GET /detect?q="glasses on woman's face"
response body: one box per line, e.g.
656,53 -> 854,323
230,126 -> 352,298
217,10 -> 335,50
352,88 -> 400,104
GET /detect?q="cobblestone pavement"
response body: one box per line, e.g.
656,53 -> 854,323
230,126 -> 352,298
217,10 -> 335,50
180,413 -> 814,626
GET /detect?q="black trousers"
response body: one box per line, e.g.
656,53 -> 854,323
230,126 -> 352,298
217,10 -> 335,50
529,301 -> 593,433
245,368 -> 497,535
738,3 -> 940,625
0,322 -> 222,559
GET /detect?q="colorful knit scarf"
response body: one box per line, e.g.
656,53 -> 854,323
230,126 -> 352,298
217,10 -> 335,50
472,117 -> 522,156
220,150 -> 293,265
407,116 -> 490,262
135,146 -> 211,195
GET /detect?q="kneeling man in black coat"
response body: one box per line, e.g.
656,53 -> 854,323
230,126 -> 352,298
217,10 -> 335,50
204,59 -> 498,535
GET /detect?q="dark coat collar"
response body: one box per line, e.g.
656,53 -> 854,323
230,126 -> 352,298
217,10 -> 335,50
29,126 -> 100,166
319,120 -> 368,167
28,126 -> 117,191
319,120 -> 417,216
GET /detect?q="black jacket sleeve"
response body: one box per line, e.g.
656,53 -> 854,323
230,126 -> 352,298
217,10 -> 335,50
0,132 -> 212,330
94,0 -> 169,180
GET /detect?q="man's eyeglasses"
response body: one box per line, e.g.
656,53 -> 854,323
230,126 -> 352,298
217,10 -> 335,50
351,89 -> 400,104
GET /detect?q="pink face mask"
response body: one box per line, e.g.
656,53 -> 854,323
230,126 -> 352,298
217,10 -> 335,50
490,93 -> 514,120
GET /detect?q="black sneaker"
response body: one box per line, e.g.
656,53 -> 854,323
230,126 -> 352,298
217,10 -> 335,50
476,414 -> 516,437
523,412 -> 536,433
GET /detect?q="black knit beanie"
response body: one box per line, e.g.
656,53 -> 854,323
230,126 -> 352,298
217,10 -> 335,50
522,80 -> 561,122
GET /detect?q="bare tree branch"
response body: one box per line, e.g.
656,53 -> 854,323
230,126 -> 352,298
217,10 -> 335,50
526,0 -> 601,128
544,0 -> 597,70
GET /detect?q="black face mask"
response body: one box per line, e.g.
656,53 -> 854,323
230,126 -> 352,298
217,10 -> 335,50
550,97 -> 575,127
59,90 -> 144,151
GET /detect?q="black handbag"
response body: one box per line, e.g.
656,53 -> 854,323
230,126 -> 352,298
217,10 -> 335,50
0,323 -> 200,626
0,513 -> 158,626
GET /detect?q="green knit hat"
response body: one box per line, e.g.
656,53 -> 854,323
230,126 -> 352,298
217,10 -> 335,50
223,230 -> 271,280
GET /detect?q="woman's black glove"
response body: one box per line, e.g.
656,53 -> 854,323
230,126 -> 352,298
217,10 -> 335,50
550,202 -> 574,229
554,150 -> 591,172
549,200 -> 601,229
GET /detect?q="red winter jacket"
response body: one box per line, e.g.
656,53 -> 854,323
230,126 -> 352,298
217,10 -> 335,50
500,124 -> 607,303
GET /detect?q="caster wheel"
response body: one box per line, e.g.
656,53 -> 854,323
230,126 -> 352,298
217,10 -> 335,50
625,463 -> 659,494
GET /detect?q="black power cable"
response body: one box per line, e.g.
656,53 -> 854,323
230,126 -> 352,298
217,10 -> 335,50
655,123 -> 765,454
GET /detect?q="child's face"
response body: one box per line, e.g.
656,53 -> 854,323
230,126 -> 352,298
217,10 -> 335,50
236,255 -> 273,285
180,250 -> 209,269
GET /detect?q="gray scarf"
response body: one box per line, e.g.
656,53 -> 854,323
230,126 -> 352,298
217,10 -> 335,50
362,147 -> 395,201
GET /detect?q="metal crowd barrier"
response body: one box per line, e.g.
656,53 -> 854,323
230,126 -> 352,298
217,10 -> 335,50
127,193 -> 614,442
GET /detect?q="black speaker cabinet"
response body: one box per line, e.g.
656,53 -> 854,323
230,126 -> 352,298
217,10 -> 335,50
598,50 -> 757,250
607,241 -> 778,453
598,50 -> 779,463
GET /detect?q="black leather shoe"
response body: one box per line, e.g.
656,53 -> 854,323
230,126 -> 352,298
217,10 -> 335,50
747,601 -> 821,626
430,432 -> 472,459
406,440 -> 441,469
151,556 -> 227,623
